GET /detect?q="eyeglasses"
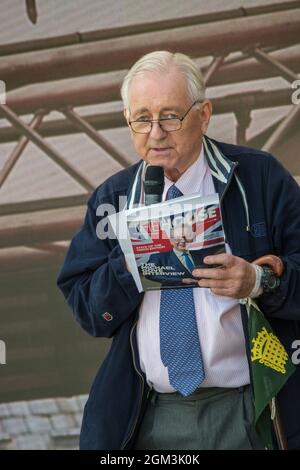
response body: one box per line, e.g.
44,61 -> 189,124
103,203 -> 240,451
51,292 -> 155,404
129,100 -> 202,134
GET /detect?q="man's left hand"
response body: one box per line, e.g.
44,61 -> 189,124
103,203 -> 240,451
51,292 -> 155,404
192,253 -> 256,298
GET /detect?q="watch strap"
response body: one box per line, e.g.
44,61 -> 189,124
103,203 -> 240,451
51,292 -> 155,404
249,264 -> 263,298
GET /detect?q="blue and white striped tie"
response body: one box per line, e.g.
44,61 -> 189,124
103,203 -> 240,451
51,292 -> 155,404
160,184 -> 205,396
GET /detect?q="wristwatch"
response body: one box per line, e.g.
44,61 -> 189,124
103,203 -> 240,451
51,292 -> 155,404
260,265 -> 280,293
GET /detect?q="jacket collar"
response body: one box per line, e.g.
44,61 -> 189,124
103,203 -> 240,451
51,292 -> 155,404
203,136 -> 250,231
202,135 -> 238,201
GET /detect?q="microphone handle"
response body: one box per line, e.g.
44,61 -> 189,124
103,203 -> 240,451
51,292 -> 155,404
145,194 -> 162,206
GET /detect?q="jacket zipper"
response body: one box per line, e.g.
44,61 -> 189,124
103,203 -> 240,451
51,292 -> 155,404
219,161 -> 238,244
121,320 -> 151,449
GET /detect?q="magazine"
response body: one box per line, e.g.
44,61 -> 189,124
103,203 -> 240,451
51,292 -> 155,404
108,193 -> 225,292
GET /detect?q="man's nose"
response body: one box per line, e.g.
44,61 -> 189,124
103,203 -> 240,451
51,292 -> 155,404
149,121 -> 166,139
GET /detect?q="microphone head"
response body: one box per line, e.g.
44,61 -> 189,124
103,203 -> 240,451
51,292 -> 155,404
144,165 -> 164,195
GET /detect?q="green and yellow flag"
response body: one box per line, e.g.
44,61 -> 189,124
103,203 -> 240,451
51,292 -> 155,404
245,299 -> 295,449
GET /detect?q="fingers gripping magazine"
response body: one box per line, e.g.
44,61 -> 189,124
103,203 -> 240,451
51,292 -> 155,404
109,193 -> 225,292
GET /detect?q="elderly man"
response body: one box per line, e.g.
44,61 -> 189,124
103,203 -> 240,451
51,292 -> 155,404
57,51 -> 300,450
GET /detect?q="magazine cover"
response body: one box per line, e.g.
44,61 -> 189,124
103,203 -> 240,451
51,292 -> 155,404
123,193 -> 226,291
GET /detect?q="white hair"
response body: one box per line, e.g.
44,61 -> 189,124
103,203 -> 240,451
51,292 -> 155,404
120,50 -> 205,111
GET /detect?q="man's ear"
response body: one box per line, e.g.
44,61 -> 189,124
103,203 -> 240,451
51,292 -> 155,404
123,108 -> 130,125
200,99 -> 212,134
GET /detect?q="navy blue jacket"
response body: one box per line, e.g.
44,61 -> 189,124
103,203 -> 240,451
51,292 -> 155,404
57,139 -> 300,450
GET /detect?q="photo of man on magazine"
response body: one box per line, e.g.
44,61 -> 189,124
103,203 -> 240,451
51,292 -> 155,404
126,195 -> 226,291
144,222 -> 198,288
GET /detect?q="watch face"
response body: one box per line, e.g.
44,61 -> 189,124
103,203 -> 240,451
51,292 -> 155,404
268,275 -> 279,289
262,267 -> 280,292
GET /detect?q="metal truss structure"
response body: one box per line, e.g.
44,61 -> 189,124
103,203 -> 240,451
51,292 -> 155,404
0,0 -> 299,266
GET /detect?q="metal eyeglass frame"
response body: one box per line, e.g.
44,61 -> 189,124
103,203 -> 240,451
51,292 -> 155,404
129,100 -> 202,134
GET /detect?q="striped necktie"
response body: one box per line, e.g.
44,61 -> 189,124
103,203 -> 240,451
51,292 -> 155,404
181,252 -> 194,272
160,184 -> 205,396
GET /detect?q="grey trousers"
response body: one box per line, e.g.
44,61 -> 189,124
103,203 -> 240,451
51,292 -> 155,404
133,385 -> 265,450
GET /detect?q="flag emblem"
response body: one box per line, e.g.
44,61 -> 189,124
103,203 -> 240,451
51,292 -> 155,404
251,327 -> 289,374
246,299 -> 295,448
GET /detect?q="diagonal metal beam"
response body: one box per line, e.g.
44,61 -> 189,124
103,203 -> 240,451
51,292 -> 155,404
61,107 -> 131,168
251,47 -> 299,83
246,117 -> 285,149
263,105 -> 300,153
204,56 -> 226,86
0,110 -> 46,189
0,104 -> 95,192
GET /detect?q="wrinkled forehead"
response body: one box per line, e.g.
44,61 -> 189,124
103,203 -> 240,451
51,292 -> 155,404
127,69 -> 190,113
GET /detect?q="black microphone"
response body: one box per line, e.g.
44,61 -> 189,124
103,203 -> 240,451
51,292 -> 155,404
144,165 -> 164,206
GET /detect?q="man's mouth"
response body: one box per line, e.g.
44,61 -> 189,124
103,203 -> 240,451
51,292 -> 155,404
151,147 -> 172,153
